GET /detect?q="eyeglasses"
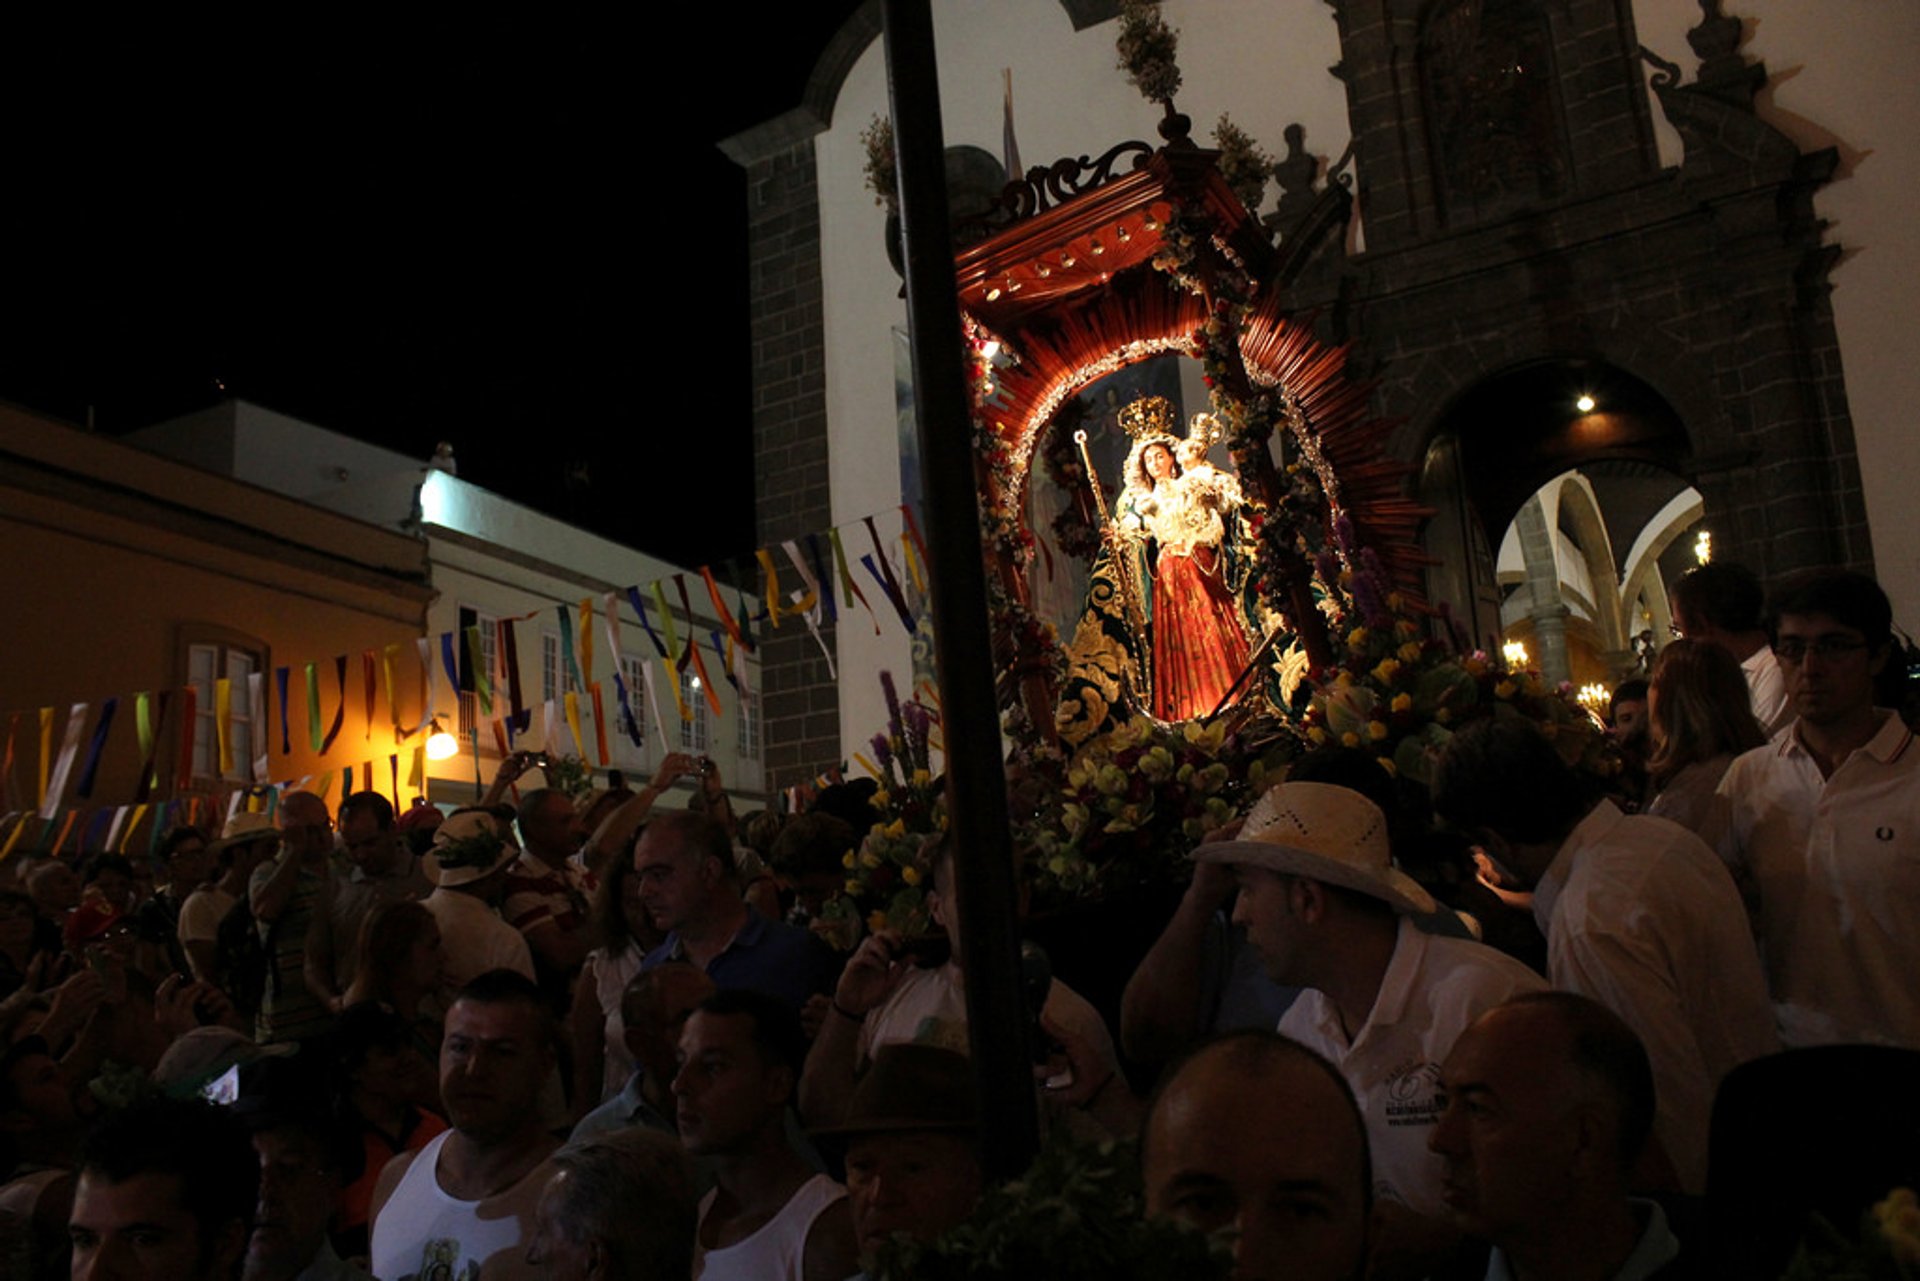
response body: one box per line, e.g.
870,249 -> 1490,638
1772,636 -> 1872,664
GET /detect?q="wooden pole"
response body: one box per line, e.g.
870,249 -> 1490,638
881,0 -> 1040,1180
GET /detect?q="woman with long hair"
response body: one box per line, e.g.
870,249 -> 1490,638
568,828 -> 662,1113
1645,638 -> 1768,832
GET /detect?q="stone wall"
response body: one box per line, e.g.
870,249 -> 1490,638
743,139 -> 842,790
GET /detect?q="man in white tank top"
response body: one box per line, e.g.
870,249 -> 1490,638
677,990 -> 859,1280
368,970 -> 559,1280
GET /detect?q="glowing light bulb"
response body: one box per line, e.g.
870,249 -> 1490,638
1502,640 -> 1530,668
1693,530 -> 1712,565
1575,394 -> 1596,414
425,723 -> 458,761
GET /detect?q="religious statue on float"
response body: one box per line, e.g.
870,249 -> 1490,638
1057,396 -> 1263,743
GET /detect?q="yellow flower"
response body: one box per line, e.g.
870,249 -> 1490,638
847,879 -> 865,896
884,819 -> 907,840
841,850 -> 856,869
1398,641 -> 1423,663
1873,1187 -> 1920,1263
1377,756 -> 1398,777
1308,726 -> 1329,745
867,910 -> 889,933
1391,692 -> 1413,713
871,788 -> 891,810
861,848 -> 882,869
1367,720 -> 1389,742
1371,658 -> 1401,684
911,768 -> 931,787
1386,592 -> 1404,612
1341,731 -> 1361,748
1347,627 -> 1370,647
1494,680 -> 1517,700
1335,670 -> 1353,688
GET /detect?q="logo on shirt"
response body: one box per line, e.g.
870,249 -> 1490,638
1876,826 -> 1895,841
400,1239 -> 479,1281
1383,1059 -> 1445,1127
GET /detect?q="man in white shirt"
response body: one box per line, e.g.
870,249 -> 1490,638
1430,994 -> 1686,1280
677,989 -> 858,1281
1669,562 -> 1791,736
421,809 -> 536,1011
1709,569 -> 1920,1049
1433,718 -> 1776,1193
1189,782 -> 1544,1268
369,970 -> 558,1281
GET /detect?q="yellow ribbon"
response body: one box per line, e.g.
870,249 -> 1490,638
755,549 -> 785,628
563,691 -> 587,759
215,678 -> 234,776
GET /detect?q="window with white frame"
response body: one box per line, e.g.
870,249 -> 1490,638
183,633 -> 265,782
456,607 -> 500,736
679,670 -> 709,754
612,654 -> 648,769
736,686 -> 761,762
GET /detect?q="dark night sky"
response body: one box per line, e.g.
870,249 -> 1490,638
0,7 -> 866,569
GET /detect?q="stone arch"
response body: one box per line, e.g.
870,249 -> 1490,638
1553,471 -> 1631,661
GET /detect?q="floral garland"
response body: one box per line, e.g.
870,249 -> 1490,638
1299,543 -> 1623,789
1025,714 -> 1298,907
1115,0 -> 1183,106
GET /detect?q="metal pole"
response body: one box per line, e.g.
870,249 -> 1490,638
880,0 -> 1040,1180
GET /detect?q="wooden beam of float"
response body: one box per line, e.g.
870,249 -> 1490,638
881,0 -> 1039,1180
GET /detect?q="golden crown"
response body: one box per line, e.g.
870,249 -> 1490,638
1117,395 -> 1178,438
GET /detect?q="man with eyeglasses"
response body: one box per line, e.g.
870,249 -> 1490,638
1708,570 -> 1919,1050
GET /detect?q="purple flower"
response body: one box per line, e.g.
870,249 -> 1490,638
879,671 -> 903,737
1331,512 -> 1359,557
871,732 -> 894,769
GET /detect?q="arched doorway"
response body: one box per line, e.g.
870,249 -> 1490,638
1419,359 -> 1705,688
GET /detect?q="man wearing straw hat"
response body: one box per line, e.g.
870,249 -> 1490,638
1191,782 -> 1543,1239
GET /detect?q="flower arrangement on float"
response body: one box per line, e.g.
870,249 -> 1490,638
816,673 -> 945,945
1784,1186 -> 1920,1279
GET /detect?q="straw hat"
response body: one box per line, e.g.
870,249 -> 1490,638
208,810 -> 280,853
424,809 -> 520,888
1191,781 -> 1436,915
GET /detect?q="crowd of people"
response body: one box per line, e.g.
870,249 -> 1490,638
0,565 -> 1913,1280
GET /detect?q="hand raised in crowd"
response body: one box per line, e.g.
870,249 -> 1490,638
650,752 -> 700,792
833,930 -> 909,1020
153,974 -> 244,1040
39,969 -> 106,1049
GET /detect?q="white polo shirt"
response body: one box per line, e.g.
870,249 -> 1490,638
1742,646 -> 1792,738
1711,712 -> 1920,1049
1278,915 -> 1545,1216
1534,801 -> 1777,1192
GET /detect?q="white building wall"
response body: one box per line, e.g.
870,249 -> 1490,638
1634,0 -> 1920,623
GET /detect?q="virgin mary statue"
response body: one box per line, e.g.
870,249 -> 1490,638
1057,397 -> 1258,740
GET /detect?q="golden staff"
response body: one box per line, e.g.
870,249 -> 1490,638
1074,430 -> 1149,692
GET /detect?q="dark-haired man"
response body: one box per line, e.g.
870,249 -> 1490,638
234,1059 -> 371,1281
1142,1031 -> 1372,1281
368,970 -> 557,1281
675,990 -> 858,1281
1429,994 -> 1686,1280
635,811 -> 832,1015
1669,561 -> 1790,735
69,1097 -> 259,1281
305,791 -> 430,1016
1710,569 -> 1920,1049
1434,717 -> 1775,1193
